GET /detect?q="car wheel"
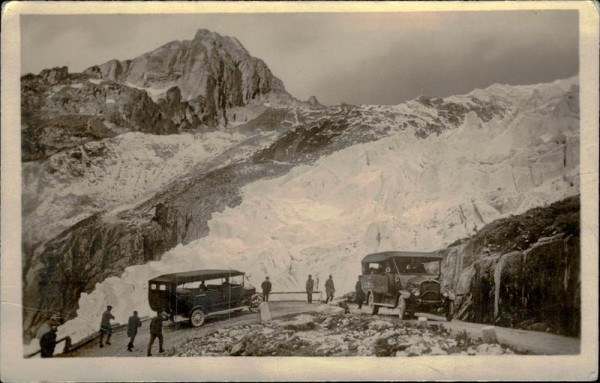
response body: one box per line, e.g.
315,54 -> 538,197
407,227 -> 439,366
445,301 -> 454,322
368,292 -> 379,315
248,294 -> 264,313
190,308 -> 206,327
398,297 -> 406,319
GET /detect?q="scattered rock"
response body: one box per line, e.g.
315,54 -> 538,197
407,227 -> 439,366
229,342 -> 245,356
481,326 -> 498,344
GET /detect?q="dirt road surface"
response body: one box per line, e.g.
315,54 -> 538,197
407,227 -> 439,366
62,301 -> 579,357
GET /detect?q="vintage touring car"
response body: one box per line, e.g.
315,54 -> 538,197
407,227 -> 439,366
359,251 -> 455,321
148,269 -> 263,327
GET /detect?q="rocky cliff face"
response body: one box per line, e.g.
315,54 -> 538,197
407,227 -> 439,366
21,69 -> 203,162
84,29 -> 294,126
440,196 -> 580,336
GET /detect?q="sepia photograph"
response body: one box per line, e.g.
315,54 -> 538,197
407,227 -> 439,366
1,1 -> 598,381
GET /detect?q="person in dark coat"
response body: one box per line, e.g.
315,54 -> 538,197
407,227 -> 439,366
147,311 -> 167,356
355,276 -> 366,309
127,310 -> 142,352
261,276 -> 272,302
99,305 -> 114,348
40,325 -> 58,358
325,275 -> 335,303
305,275 -> 314,303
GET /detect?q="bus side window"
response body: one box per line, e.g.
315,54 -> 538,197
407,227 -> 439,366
150,283 -> 157,290
159,285 -> 166,291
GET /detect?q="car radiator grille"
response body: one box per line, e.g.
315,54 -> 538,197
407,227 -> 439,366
420,281 -> 440,301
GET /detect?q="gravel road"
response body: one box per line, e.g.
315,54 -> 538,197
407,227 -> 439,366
62,301 -> 579,357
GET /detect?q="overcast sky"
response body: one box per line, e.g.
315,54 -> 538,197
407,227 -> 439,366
21,11 -> 578,105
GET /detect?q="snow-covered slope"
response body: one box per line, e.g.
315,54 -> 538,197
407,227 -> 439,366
22,131 -> 258,247
50,76 -> 579,345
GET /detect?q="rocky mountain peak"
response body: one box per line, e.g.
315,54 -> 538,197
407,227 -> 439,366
83,28 -> 294,126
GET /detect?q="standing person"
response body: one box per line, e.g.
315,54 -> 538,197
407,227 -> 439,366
127,311 -> 142,352
355,276 -> 366,309
99,305 -> 114,348
325,275 -> 335,303
261,276 -> 272,302
305,275 -> 314,303
40,325 -> 58,358
147,311 -> 167,356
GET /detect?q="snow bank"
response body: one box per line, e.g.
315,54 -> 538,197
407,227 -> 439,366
56,78 -> 579,344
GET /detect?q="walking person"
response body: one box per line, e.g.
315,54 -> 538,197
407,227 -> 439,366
305,275 -> 314,303
261,276 -> 272,302
147,311 -> 167,356
325,275 -> 335,303
40,325 -> 58,358
99,305 -> 114,348
127,310 -> 142,352
355,276 -> 366,309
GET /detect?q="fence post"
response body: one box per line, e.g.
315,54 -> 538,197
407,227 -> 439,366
63,336 -> 72,353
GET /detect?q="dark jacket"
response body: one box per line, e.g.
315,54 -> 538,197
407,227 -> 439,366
261,280 -> 272,294
325,278 -> 335,294
305,278 -> 314,292
127,315 -> 142,337
355,280 -> 366,298
40,331 -> 57,357
150,316 -> 164,336
100,310 -> 114,330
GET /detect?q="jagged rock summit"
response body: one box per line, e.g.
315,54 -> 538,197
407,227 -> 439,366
84,28 -> 295,116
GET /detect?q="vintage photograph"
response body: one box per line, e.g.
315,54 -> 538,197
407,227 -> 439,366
2,1 -> 598,381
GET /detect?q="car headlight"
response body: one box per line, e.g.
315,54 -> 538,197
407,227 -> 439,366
411,288 -> 420,297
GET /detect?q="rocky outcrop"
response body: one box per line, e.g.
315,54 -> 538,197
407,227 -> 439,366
84,29 -> 295,125
440,196 -> 580,336
21,70 -> 195,161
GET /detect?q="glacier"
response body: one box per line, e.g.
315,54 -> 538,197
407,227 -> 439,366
28,76 -> 579,348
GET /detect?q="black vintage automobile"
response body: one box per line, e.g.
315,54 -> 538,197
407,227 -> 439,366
148,269 -> 263,327
359,251 -> 455,321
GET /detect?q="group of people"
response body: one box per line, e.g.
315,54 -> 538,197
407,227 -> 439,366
261,274 -> 341,304
98,305 -> 168,356
263,274 -> 366,306
305,274 -> 338,304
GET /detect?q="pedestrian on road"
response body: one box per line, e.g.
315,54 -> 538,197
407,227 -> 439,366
127,310 -> 142,352
325,275 -> 336,303
261,276 -> 272,302
355,276 -> 366,309
147,311 -> 167,356
99,305 -> 114,348
40,325 -> 58,358
305,275 -> 314,303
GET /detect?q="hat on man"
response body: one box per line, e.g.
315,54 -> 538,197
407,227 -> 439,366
107,305 -> 113,309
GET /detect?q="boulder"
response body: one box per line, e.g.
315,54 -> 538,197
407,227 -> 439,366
481,326 -> 498,344
315,304 -> 345,316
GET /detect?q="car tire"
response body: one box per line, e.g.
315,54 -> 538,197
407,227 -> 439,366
190,308 -> 206,327
445,301 -> 454,322
368,292 -> 379,315
248,293 -> 264,313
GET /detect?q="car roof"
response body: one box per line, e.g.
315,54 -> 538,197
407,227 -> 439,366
149,269 -> 244,284
361,251 -> 442,263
